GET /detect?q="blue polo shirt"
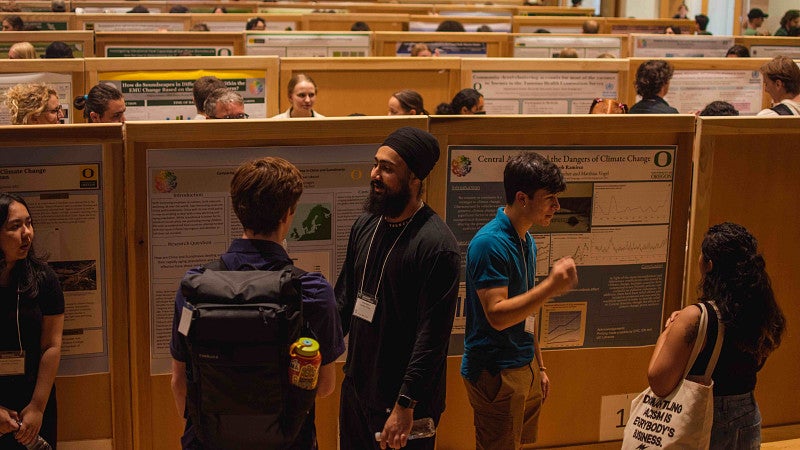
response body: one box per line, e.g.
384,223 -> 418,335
461,207 -> 536,383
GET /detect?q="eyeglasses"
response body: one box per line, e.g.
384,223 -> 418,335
46,104 -> 63,115
211,113 -> 249,119
589,98 -> 628,114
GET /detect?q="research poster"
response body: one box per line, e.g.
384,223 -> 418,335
0,146 -> 109,375
396,41 -> 487,57
631,35 -> 734,57
446,146 -> 676,351
513,36 -> 622,58
83,21 -> 185,31
147,145 -> 375,374
100,69 -> 267,120
750,45 -> 800,58
104,45 -> 235,57
0,72 -> 73,123
245,33 -> 370,57
662,70 -> 763,115
472,71 -> 619,114
409,21 -> 511,32
518,25 -> 583,34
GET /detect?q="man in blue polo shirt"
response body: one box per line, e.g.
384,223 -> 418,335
461,152 -> 578,450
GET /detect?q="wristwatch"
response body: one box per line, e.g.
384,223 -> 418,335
396,394 -> 417,409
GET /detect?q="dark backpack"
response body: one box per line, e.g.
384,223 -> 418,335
179,259 -> 316,450
771,103 -> 795,115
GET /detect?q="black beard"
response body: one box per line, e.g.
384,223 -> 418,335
364,180 -> 411,218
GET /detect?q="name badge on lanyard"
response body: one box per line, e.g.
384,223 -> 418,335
525,314 -> 537,335
0,351 -> 25,376
354,291 -> 378,323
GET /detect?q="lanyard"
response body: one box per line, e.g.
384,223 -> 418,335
518,234 -> 530,292
358,202 -> 424,298
16,288 -> 23,354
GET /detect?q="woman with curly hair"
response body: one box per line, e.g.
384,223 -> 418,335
3,83 -> 63,125
647,222 -> 785,449
629,60 -> 678,114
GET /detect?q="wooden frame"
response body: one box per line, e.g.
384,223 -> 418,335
74,13 -> 192,31
509,33 -> 630,58
512,15 -> 601,34
0,30 -> 94,58
734,36 -> 800,58
278,57 -> 462,116
0,124 -> 130,449
408,14 -> 512,32
187,13 -> 303,32
0,59 -> 86,123
301,12 -> 410,32
372,31 -> 510,57
603,18 -> 696,34
1,11 -> 75,30
94,31 -> 245,57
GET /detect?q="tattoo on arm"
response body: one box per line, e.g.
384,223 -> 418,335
684,318 -> 699,347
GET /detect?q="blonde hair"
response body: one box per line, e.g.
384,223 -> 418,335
4,83 -> 58,125
9,41 -> 36,59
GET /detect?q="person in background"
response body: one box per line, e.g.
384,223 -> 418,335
436,20 -> 465,32
0,193 -> 65,449
8,42 -> 35,59
647,222 -> 784,450
388,90 -> 428,116
246,17 -> 267,31
42,41 -> 73,58
73,83 -> 127,123
461,152 -> 577,450
726,45 -> 750,57
127,5 -> 149,13
1,15 -> 23,31
774,9 -> 800,36
629,60 -> 679,114
212,7 -> 227,14
411,43 -> 433,57
664,25 -> 682,34
596,52 -> 616,58
695,14 -> 711,35
571,0 -> 582,7
743,8 -> 768,36
169,5 -> 189,13
589,98 -> 628,114
4,83 -> 64,125
50,0 -> 66,13
204,89 -> 248,120
557,47 -> 578,58
757,55 -> 800,116
350,21 -> 370,31
673,3 -> 688,19
190,23 -> 210,32
582,20 -> 599,34
435,88 -> 485,115
273,73 -> 325,118
192,76 -> 227,120
699,101 -> 739,116
336,127 -> 460,450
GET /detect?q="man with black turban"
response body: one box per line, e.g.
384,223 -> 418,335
335,127 -> 460,450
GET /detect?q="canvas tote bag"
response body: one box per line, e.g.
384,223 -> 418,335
622,302 -> 724,449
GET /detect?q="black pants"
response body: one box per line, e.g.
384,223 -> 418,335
339,376 -> 436,450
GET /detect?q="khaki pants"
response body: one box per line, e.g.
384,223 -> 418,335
463,362 -> 543,450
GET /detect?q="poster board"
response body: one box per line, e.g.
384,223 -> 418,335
625,57 -> 769,115
2,11 -> 74,30
408,14 -> 512,32
245,31 -> 371,57
0,59 -> 85,124
75,13 -> 191,31
94,31 -> 245,57
0,124 -> 130,449
188,13 -> 302,32
512,33 -> 627,58
428,114 -> 695,448
72,1 -> 165,13
302,12 -> 409,32
278,57 -> 462,116
604,18 -> 696,35
511,15 -> 601,34
123,116 -> 427,450
165,1 -> 261,13
461,58 -> 630,114
85,56 -> 280,119
0,30 -> 94,58
688,117 -> 800,428
735,36 -> 800,58
629,34 -> 735,58
516,5 -> 595,16
373,31 -> 509,57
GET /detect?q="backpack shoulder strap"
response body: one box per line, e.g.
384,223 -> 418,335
771,103 -> 794,115
202,258 -> 227,271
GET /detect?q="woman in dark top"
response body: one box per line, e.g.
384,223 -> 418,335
0,193 -> 64,449
628,60 -> 679,114
647,222 -> 785,449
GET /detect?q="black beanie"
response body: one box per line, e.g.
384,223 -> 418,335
381,127 -> 440,180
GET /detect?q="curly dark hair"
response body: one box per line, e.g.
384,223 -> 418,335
634,60 -> 674,99
699,222 -> 785,361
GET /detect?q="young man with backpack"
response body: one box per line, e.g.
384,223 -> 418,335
758,55 -> 800,116
169,157 -> 344,449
